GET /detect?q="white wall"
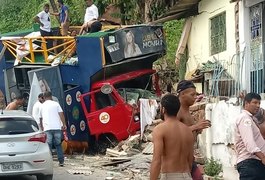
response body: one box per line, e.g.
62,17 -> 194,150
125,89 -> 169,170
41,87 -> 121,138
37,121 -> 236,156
199,100 -> 241,167
238,1 -> 251,92
186,0 -> 237,77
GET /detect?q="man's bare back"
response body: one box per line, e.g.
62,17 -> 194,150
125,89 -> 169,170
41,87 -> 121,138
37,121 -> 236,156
150,94 -> 193,180
156,120 -> 194,173
5,101 -> 18,110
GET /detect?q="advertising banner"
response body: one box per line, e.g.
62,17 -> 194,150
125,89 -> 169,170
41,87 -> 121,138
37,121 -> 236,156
104,26 -> 165,63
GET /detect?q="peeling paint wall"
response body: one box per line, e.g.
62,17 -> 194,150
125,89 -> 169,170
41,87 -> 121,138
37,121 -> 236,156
194,101 -> 241,167
186,0 -> 237,76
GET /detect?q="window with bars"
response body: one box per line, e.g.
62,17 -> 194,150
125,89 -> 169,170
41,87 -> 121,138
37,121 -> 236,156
210,12 -> 226,55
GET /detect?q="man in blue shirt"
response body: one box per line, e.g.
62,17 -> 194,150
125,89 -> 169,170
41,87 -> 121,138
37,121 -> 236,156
52,0 -> 69,36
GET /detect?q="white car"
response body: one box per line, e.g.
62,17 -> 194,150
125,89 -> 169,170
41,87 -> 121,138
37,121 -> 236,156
0,110 -> 53,180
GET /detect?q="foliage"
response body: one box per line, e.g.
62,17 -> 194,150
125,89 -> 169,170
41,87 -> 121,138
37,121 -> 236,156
0,0 -> 45,34
149,1 -> 167,21
163,19 -> 184,68
204,157 -> 223,177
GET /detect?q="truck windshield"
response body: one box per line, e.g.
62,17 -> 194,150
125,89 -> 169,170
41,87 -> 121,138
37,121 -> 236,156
117,88 -> 158,106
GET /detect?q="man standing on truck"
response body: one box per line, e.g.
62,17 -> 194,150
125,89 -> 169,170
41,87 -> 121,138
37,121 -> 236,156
79,0 -> 100,35
34,3 -> 57,53
40,91 -> 67,167
34,4 -> 53,37
150,94 -> 194,180
177,80 -> 211,180
51,0 -> 69,36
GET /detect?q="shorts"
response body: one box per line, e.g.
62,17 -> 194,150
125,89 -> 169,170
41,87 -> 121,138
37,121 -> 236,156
160,172 -> 192,180
90,21 -> 102,33
191,162 -> 203,180
40,29 -> 54,36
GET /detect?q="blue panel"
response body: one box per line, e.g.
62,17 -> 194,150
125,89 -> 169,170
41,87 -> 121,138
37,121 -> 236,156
0,43 -> 6,95
64,86 -> 89,141
75,37 -> 103,91
60,37 -> 103,92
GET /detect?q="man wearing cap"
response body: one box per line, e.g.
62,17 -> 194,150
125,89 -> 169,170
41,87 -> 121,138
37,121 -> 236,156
51,0 -> 69,36
177,80 -> 211,180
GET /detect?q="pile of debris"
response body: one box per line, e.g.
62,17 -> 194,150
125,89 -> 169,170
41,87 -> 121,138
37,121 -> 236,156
63,118 -> 162,179
64,112 -> 206,179
105,119 -> 163,158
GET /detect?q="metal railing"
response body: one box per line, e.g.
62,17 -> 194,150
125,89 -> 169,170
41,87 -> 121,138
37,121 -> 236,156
2,36 -> 76,64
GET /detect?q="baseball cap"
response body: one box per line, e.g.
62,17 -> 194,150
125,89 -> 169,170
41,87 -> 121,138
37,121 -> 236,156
177,80 -> 196,93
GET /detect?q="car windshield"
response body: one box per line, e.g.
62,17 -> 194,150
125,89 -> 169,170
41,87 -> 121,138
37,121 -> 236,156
0,117 -> 39,135
117,88 -> 158,105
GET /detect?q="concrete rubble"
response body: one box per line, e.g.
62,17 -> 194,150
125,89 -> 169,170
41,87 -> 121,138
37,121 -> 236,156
64,109 -> 207,179
63,119 -> 162,179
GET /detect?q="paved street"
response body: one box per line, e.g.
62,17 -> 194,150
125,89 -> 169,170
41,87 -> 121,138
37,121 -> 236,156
0,162 -> 91,180
0,154 -> 150,180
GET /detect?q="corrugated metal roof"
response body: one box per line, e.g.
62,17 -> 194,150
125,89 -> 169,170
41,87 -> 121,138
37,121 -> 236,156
152,0 -> 200,24
142,142 -> 153,154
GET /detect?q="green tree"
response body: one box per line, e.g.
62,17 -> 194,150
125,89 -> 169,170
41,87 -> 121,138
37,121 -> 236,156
0,0 -> 45,34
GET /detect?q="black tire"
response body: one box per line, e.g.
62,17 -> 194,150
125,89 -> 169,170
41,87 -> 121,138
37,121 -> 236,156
36,174 -> 53,180
98,134 -> 118,154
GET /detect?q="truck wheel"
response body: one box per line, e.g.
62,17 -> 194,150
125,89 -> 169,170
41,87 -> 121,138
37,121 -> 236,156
98,134 -> 118,154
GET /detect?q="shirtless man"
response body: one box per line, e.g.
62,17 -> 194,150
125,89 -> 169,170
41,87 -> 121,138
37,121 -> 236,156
150,94 -> 194,180
177,80 -> 211,180
5,95 -> 24,110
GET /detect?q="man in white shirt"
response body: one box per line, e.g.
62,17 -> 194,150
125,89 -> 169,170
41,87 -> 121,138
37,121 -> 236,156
79,0 -> 100,35
32,93 -> 44,128
40,91 -> 67,167
34,4 -> 57,52
34,3 -> 52,36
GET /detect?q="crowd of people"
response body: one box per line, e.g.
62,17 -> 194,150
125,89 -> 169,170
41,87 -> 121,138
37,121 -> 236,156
3,0 -> 265,178
150,80 -> 265,180
4,79 -> 265,178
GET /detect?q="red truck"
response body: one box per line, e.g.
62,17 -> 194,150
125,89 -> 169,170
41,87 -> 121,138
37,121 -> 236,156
0,25 -> 166,151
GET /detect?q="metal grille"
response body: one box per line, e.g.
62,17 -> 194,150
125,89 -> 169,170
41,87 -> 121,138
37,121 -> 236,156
250,3 -> 264,94
210,12 -> 226,55
206,55 -> 242,98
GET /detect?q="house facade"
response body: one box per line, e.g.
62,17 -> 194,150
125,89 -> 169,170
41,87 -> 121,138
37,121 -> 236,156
186,0 -> 265,95
182,0 -> 265,174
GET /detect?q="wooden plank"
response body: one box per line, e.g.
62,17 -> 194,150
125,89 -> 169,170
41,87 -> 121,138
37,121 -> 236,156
175,18 -> 192,65
109,157 -> 132,161
0,45 -> 7,62
106,148 -> 127,157
101,159 -> 131,166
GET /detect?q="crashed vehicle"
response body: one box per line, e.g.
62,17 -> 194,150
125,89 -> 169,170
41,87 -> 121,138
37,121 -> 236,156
0,25 -> 166,150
